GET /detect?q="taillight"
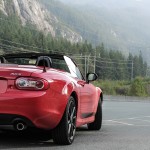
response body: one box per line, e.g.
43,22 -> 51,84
15,77 -> 49,90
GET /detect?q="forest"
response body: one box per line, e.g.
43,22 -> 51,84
0,12 -> 148,82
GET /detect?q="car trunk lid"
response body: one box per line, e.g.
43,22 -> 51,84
0,66 -> 34,79
0,65 -> 40,93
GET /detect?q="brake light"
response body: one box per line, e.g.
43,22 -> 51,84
15,77 -> 49,90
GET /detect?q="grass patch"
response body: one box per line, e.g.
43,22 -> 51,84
93,77 -> 150,97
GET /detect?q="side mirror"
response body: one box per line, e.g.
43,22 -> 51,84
86,73 -> 98,83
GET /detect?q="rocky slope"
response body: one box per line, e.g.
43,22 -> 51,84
0,0 -> 82,43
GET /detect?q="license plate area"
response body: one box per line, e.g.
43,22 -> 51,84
0,79 -> 7,93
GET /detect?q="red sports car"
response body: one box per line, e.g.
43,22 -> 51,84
0,53 -> 103,145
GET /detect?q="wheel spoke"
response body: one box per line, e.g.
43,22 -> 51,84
71,107 -> 75,119
68,119 -> 71,124
67,102 -> 76,141
70,124 -> 76,140
68,123 -> 72,134
70,124 -> 74,139
72,124 -> 76,129
73,116 -> 76,120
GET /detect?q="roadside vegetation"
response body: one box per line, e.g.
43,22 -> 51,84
94,77 -> 150,97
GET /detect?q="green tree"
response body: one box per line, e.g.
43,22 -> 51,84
130,77 -> 147,96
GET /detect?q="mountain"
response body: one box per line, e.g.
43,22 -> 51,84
0,0 -> 82,43
0,0 -> 148,80
0,0 -> 150,62
59,0 -> 150,62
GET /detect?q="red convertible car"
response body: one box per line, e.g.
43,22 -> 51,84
0,53 -> 103,145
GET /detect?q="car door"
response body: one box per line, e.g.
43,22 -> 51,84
64,56 -> 96,119
77,80 -> 96,118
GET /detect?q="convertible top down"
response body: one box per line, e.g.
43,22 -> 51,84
0,52 -> 103,145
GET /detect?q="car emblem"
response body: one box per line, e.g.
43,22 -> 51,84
10,73 -> 22,76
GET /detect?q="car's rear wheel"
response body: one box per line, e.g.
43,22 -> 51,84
87,98 -> 102,130
52,96 -> 77,145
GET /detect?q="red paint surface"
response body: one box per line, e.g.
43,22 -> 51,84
0,65 -> 102,129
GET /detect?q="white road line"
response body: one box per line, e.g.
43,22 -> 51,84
133,125 -> 150,127
131,118 -> 150,123
128,116 -> 150,120
103,124 -> 125,126
103,124 -> 150,127
103,116 -> 150,126
106,120 -> 134,126
104,116 -> 150,121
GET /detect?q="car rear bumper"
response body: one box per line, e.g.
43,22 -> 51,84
0,90 -> 67,130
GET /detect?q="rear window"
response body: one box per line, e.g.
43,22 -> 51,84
5,58 -> 37,65
4,56 -> 70,72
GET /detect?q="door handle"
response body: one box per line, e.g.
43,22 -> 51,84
77,81 -> 86,87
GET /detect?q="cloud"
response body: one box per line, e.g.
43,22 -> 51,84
135,0 -> 142,2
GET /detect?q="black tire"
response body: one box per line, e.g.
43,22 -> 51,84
52,96 -> 77,145
87,98 -> 102,130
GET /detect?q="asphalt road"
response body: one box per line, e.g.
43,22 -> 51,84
1,99 -> 150,150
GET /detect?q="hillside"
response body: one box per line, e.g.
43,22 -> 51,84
58,0 -> 150,62
0,0 -> 82,43
0,0 -> 150,62
0,0 -> 148,80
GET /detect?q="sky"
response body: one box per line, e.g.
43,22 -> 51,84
59,0 -> 148,7
59,0 -> 150,15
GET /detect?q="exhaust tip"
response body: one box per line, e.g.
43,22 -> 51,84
16,122 -> 26,131
13,121 -> 27,131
